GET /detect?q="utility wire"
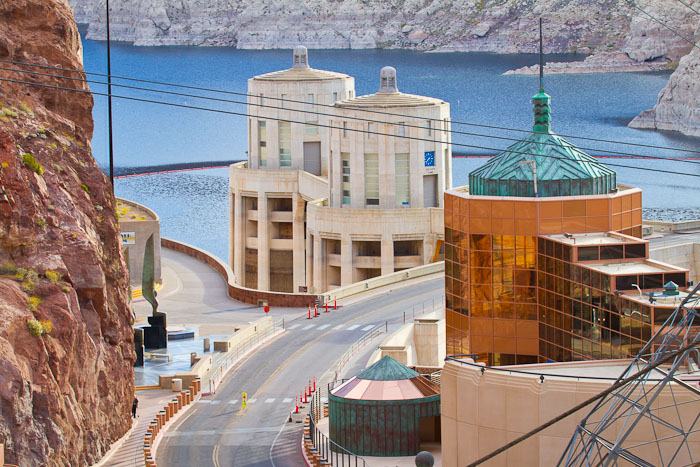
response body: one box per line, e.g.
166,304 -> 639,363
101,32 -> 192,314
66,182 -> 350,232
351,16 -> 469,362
3,57 -> 700,157
3,64 -> 700,167
625,0 -> 700,51
3,75 -> 700,180
673,0 -> 700,18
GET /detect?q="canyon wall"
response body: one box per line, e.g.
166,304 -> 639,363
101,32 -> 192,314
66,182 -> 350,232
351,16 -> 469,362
0,0 -> 134,465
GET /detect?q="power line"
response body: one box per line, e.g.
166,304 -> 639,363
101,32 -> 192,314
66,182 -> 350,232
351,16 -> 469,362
3,75 -> 700,180
625,0 -> 700,51
672,0 -> 700,17
3,64 -> 700,167
3,57 -> 700,157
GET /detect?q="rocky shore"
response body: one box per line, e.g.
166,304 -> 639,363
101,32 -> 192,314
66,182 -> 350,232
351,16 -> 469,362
504,52 -> 673,75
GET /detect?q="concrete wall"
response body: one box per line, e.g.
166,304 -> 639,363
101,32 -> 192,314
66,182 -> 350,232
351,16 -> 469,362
118,198 -> 161,286
650,242 -> 700,283
440,359 -> 700,466
644,219 -> 700,233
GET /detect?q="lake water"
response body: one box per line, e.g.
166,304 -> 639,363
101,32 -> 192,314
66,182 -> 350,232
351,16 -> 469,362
80,37 -> 700,259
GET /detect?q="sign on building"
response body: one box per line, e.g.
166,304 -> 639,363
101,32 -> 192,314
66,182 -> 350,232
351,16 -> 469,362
121,232 -> 136,245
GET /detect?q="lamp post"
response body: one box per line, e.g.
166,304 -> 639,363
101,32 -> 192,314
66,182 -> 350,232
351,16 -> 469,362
106,0 -> 114,189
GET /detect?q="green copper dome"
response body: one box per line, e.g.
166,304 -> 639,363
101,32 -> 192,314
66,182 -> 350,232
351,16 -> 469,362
356,355 -> 419,381
469,90 -> 617,198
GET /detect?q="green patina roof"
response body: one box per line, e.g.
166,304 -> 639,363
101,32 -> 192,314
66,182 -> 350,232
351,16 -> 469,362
356,355 -> 419,381
469,90 -> 617,198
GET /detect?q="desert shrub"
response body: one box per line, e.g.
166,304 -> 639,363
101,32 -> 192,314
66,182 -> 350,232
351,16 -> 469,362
45,270 -> 62,285
27,319 -> 43,336
22,153 -> 43,176
41,320 -> 52,334
26,296 -> 41,312
0,261 -> 16,275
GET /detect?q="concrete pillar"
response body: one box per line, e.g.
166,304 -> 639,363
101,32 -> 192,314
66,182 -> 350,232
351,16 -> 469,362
172,378 -> 182,392
293,194 -> 306,293
340,236 -> 353,287
423,234 -> 436,264
232,191 -> 245,284
306,230 -> 313,291
257,192 -> 270,290
381,236 -> 394,276
313,234 -> 323,293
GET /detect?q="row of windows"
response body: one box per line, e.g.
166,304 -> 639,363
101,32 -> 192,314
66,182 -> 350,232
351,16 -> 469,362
258,91 -> 354,108
341,119 -> 449,139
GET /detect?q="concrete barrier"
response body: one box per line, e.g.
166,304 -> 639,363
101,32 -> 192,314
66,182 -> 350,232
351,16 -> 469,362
161,237 -> 317,307
645,218 -> 700,233
213,316 -> 272,352
321,261 -> 444,302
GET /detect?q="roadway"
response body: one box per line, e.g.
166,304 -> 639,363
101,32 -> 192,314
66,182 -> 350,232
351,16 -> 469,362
156,277 -> 444,467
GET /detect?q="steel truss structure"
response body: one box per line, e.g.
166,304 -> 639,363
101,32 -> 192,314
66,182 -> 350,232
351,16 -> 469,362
560,283 -> 700,466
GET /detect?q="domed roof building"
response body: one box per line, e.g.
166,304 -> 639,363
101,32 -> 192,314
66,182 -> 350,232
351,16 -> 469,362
329,356 -> 440,457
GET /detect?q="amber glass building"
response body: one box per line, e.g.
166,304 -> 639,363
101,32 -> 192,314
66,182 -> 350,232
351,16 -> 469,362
444,88 -> 689,365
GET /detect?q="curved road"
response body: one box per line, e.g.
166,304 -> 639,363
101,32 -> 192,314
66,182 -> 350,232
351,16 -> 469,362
156,277 -> 443,466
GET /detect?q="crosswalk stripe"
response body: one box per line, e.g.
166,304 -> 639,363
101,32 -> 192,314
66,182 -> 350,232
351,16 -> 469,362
288,324 -> 301,330
332,325 -> 344,330
211,400 -> 221,405
321,397 -> 328,403
248,398 -> 257,403
282,398 -> 292,403
317,324 -> 330,330
302,324 -> 315,330
361,325 -> 375,331
197,400 -> 211,404
228,400 -> 239,404
346,325 -> 360,331
265,398 -> 275,403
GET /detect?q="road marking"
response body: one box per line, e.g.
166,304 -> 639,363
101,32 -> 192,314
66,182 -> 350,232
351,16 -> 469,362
302,324 -> 315,330
346,324 -> 360,331
287,324 -> 301,330
248,398 -> 257,403
317,324 -> 330,330
321,397 -> 328,403
212,444 -> 221,467
361,325 -> 375,331
332,325 -> 344,330
282,398 -> 292,403
228,399 -> 238,404
197,400 -> 211,404
210,400 -> 221,405
265,398 -> 275,403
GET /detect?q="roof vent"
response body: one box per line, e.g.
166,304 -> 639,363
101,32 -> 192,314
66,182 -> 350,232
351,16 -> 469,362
379,66 -> 398,93
292,45 -> 310,69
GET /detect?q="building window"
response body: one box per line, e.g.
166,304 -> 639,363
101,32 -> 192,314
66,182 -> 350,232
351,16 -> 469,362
259,93 -> 264,105
365,153 -> 379,206
279,121 -> 291,167
343,122 -> 348,138
395,153 -> 410,207
281,94 -> 286,109
367,123 -> 374,139
349,90 -> 354,99
426,119 -> 432,137
305,121 -> 319,135
342,152 -> 351,205
397,122 -> 405,137
258,121 -> 267,167
307,94 -> 314,106
333,92 -> 338,102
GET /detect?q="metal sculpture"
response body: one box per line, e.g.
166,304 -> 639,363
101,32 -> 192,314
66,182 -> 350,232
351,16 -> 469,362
142,233 -> 167,349
559,283 -> 700,466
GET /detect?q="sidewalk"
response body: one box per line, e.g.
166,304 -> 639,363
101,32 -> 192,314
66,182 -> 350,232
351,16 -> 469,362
98,389 -> 174,467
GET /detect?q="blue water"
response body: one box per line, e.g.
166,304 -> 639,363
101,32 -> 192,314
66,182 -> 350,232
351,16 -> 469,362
83,38 -> 700,258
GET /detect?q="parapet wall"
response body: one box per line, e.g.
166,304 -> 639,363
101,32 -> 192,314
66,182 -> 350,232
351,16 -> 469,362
161,237 -> 317,307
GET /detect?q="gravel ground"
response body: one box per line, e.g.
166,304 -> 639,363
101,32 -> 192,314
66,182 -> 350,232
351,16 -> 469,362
643,208 -> 700,223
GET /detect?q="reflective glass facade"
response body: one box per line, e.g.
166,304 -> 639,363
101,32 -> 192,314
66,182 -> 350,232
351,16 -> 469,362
443,188 -> 689,365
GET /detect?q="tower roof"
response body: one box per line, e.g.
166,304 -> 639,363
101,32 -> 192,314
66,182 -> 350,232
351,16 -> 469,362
356,355 -> 419,381
252,46 -> 351,82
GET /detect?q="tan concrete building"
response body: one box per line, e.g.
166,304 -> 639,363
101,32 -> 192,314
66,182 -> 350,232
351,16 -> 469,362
230,48 -> 451,293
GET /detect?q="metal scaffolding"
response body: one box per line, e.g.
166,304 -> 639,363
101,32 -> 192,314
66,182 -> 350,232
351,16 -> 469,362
559,283 -> 700,466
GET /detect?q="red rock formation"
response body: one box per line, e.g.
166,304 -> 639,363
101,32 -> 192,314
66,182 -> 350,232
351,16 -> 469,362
0,0 -> 134,465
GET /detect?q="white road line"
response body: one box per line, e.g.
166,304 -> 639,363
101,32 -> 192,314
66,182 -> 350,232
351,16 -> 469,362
361,325 -> 375,331
282,398 -> 292,403
210,400 -> 222,405
332,325 -> 344,330
346,324 -> 360,331
302,324 -> 315,330
265,398 -> 276,403
317,324 -> 330,330
228,399 -> 238,404
197,400 -> 211,404
248,398 -> 257,403
287,324 -> 301,330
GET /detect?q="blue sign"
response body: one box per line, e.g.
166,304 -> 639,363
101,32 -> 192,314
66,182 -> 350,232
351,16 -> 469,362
424,151 -> 435,167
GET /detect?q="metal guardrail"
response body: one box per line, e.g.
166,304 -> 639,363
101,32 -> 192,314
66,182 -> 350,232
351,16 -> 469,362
204,319 -> 284,394
333,324 -> 385,380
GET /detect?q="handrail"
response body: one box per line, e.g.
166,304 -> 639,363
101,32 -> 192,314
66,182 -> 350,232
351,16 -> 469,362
446,355 -> 693,382
333,324 -> 384,380
204,319 -> 284,394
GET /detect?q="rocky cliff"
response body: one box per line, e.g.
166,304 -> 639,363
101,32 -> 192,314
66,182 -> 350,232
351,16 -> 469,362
68,0 -> 695,60
630,32 -> 700,137
0,0 -> 134,465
